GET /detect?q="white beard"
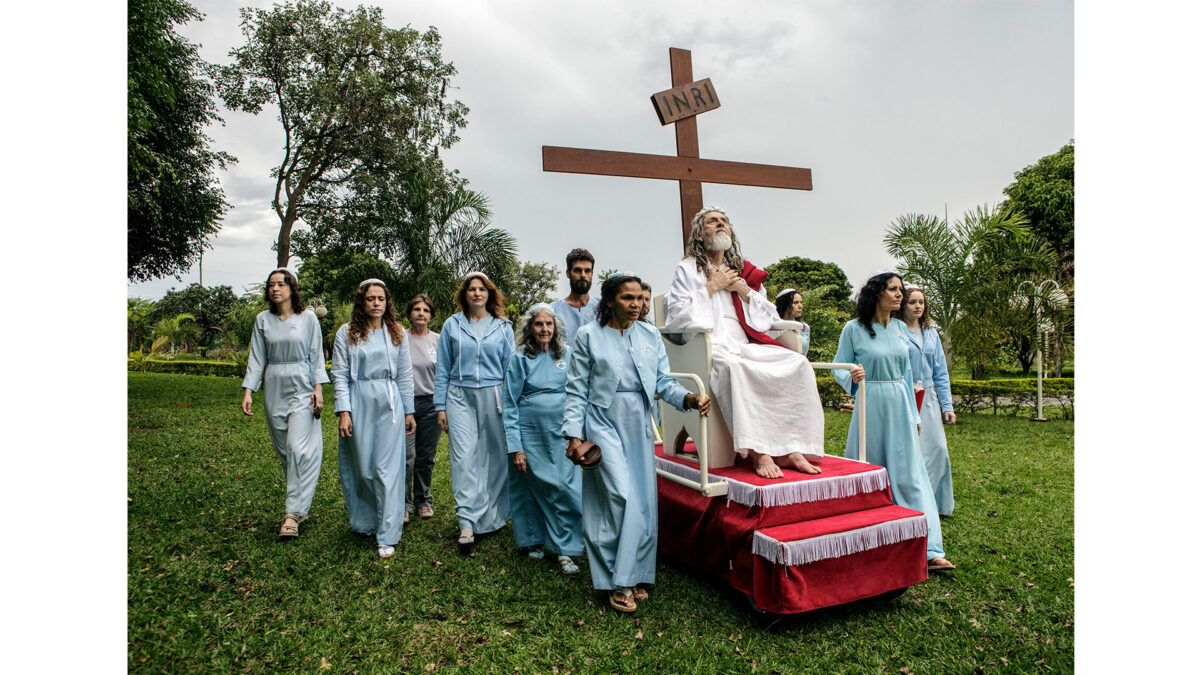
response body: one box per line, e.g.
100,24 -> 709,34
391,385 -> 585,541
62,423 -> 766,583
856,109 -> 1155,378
704,232 -> 732,252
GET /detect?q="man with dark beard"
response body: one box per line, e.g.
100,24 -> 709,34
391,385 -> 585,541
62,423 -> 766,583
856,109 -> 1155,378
664,206 -> 825,479
551,248 -> 600,345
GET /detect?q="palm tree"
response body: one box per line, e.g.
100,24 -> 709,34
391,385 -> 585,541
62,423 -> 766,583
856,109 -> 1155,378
128,297 -> 157,352
884,204 -> 1055,379
153,313 -> 201,355
294,161 -> 518,327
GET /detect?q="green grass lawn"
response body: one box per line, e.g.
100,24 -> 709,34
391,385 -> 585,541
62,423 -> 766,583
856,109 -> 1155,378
128,373 -> 1073,673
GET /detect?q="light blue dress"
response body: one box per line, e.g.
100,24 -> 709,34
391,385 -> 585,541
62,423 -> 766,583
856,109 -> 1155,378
331,326 -> 416,547
904,324 -> 955,516
563,321 -> 690,591
503,347 -> 584,556
833,319 -> 945,560
434,313 -> 516,534
551,297 -> 600,346
241,309 -> 330,518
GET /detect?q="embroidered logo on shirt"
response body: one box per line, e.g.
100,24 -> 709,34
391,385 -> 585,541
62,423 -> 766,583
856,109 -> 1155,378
289,323 -> 298,330
555,360 -> 567,370
428,348 -> 437,361
641,345 -> 652,351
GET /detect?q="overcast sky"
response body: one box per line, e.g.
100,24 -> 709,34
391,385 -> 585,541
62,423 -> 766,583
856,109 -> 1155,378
128,0 -> 1073,301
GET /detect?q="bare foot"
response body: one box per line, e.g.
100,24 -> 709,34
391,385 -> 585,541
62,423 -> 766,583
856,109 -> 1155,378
778,452 -> 822,475
752,452 -> 784,479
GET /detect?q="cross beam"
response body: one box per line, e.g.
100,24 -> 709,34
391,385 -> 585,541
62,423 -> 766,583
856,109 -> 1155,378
541,48 -> 813,249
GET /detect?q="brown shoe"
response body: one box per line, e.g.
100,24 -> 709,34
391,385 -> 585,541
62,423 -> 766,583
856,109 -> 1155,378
279,513 -> 307,538
418,506 -> 434,519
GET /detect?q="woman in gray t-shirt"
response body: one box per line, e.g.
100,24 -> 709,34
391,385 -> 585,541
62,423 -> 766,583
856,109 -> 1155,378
404,294 -> 443,521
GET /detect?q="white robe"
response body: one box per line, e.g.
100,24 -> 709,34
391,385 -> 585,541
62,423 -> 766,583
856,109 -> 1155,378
664,259 -> 825,459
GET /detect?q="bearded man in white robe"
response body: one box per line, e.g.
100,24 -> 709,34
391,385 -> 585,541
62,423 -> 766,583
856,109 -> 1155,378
664,206 -> 824,478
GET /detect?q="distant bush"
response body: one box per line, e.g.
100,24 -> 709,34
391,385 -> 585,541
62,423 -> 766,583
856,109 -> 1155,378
951,378 -> 1073,419
813,373 -> 1073,420
128,359 -> 334,380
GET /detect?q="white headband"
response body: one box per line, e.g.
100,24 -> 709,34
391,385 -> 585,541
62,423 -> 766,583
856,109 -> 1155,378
359,278 -> 386,288
775,288 -> 797,300
903,283 -> 923,292
526,302 -> 555,316
271,267 -> 300,282
463,271 -> 490,282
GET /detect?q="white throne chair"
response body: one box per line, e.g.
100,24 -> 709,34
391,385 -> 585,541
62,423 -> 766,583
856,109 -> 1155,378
652,292 -> 809,469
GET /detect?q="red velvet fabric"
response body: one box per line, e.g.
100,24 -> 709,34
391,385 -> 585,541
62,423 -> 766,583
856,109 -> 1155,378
756,504 -> 925,542
915,388 -> 925,413
748,538 -> 929,614
656,447 -> 929,614
728,260 -> 787,349
662,443 -> 884,487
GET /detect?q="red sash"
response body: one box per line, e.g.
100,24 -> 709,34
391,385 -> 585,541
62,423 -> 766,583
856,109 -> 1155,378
729,260 -> 786,349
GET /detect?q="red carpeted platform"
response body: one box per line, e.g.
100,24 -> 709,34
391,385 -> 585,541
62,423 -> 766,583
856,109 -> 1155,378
656,443 -> 929,614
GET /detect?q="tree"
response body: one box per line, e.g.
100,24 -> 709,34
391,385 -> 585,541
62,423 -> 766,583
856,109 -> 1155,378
215,0 -> 468,267
1003,142 -> 1074,278
150,283 -> 239,349
298,247 -> 399,304
500,261 -> 559,316
220,287 -> 268,350
762,257 -> 853,304
128,0 -> 234,282
884,205 -> 1055,379
128,298 -> 158,352
293,164 -> 516,320
153,313 -> 201,354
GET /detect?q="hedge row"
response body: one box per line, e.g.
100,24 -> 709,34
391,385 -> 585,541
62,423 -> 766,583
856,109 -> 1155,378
814,373 -> 1073,419
129,360 -> 1072,419
128,359 -> 334,379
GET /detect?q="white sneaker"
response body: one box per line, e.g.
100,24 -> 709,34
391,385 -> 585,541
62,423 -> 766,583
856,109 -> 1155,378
378,545 -> 395,558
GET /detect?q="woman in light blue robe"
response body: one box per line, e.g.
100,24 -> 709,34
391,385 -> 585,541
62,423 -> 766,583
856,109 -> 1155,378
833,272 -> 954,571
434,272 -> 516,555
240,268 -> 330,539
563,274 -> 708,613
331,280 -> 417,558
504,304 -> 584,574
898,285 -> 956,516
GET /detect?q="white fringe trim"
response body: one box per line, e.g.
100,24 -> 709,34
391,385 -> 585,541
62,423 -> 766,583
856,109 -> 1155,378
751,514 -> 929,566
655,456 -> 890,508
655,457 -> 727,491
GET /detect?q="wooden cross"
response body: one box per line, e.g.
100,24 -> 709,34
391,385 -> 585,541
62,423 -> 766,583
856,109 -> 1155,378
542,47 -> 813,250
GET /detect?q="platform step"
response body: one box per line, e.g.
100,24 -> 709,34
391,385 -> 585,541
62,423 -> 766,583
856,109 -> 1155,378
656,445 -> 890,509
752,505 -> 927,567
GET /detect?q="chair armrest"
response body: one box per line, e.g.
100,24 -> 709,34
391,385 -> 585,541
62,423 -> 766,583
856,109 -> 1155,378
771,320 -> 805,331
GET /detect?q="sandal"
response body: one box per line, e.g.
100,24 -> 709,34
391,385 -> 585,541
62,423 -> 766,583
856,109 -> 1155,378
378,545 -> 395,559
457,528 -> 475,556
609,588 -> 637,613
279,513 -> 306,538
633,587 -> 648,601
558,556 -> 580,575
928,557 -> 957,571
527,547 -> 545,560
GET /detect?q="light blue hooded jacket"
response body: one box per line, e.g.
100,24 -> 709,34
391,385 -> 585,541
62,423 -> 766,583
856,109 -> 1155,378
433,312 -> 515,411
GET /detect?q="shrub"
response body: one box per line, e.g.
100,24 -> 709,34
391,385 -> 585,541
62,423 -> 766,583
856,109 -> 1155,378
951,378 -> 1073,420
813,373 -> 1074,420
128,359 -> 335,380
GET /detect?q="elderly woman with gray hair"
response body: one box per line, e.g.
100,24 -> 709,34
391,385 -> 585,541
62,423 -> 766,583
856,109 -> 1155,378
503,303 -> 584,574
